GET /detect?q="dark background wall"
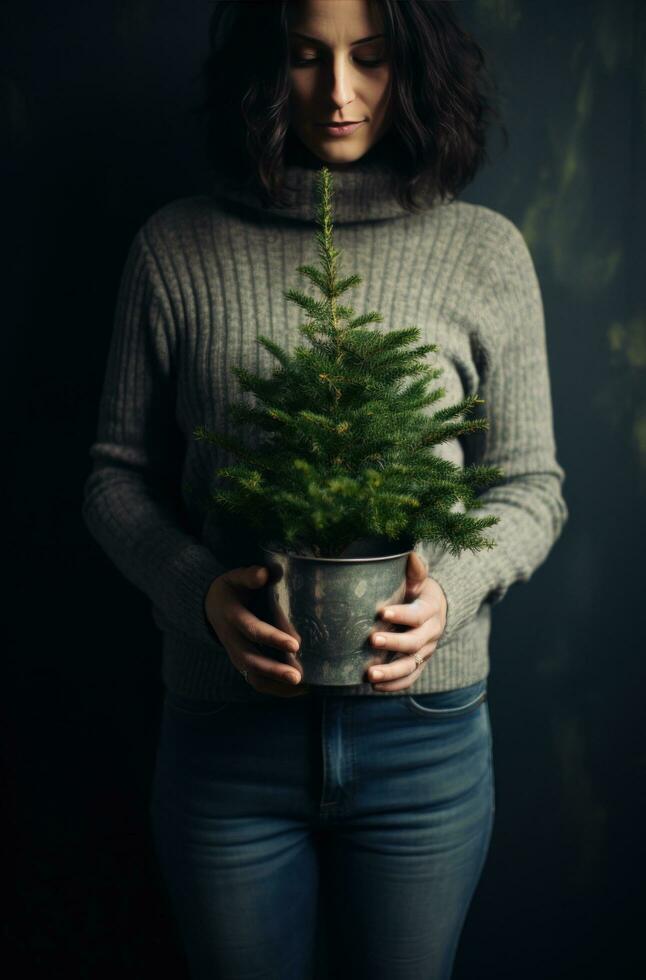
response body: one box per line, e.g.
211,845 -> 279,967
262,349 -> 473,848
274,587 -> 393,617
3,1 -> 645,977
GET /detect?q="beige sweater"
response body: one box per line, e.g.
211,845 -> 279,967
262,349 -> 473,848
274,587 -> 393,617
81,158 -> 568,701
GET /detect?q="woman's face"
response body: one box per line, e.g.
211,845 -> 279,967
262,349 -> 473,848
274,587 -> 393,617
287,0 -> 392,169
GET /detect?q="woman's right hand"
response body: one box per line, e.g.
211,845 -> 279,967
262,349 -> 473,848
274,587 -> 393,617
204,565 -> 309,698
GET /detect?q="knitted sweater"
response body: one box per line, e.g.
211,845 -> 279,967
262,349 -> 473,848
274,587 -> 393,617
81,157 -> 568,702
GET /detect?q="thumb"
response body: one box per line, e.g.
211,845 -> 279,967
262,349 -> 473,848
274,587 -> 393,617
228,564 -> 269,590
406,551 -> 428,596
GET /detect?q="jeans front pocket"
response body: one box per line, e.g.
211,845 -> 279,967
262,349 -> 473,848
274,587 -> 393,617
403,679 -> 487,719
163,690 -> 234,719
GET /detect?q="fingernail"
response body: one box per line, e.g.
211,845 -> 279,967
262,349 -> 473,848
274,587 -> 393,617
382,608 -> 393,619
371,670 -> 384,680
287,672 -> 300,685
374,635 -> 385,646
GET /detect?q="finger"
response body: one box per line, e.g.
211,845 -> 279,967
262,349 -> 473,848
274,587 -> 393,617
378,595 -> 436,629
241,658 -> 311,698
247,675 -> 311,698
370,614 -> 437,656
225,564 -> 269,589
235,649 -> 310,698
367,643 -> 435,683
406,551 -> 428,591
233,606 -> 301,658
248,674 -> 312,698
238,647 -> 304,688
270,603 -> 302,650
367,643 -> 437,690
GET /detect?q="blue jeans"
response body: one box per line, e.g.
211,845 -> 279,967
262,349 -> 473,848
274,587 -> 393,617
149,677 -> 494,980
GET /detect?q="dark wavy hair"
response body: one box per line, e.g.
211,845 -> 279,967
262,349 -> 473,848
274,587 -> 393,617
201,0 -> 507,213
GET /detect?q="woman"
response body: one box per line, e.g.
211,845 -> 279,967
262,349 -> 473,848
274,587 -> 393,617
82,1 -> 568,977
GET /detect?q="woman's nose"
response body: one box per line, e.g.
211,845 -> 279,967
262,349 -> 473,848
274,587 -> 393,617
327,56 -> 356,108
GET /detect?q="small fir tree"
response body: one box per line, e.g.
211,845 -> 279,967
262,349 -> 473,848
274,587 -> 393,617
193,165 -> 505,559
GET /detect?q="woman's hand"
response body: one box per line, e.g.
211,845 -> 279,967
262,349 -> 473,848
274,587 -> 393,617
205,565 -> 310,698
365,551 -> 448,692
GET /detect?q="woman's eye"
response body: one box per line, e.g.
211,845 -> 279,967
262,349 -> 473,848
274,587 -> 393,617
291,56 -> 385,68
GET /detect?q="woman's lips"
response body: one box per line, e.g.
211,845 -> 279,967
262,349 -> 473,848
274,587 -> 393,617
318,121 -> 365,137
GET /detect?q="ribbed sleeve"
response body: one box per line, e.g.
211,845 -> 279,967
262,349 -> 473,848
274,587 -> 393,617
81,228 -> 226,647
421,220 -> 569,639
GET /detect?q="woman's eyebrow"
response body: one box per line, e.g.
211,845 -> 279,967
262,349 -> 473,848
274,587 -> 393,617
289,32 -> 385,47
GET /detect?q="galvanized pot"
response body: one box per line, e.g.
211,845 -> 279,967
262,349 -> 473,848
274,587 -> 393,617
256,536 -> 413,686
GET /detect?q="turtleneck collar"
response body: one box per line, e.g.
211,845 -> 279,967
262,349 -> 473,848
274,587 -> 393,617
211,154 -> 442,225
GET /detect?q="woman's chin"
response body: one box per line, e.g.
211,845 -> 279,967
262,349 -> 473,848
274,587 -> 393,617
286,127 -> 376,169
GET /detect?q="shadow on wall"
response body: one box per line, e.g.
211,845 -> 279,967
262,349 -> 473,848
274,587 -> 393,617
468,0 -> 646,480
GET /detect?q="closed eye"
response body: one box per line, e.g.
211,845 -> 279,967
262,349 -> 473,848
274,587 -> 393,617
292,57 -> 385,68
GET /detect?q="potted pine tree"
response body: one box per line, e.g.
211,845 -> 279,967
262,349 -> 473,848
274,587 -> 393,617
193,166 -> 504,685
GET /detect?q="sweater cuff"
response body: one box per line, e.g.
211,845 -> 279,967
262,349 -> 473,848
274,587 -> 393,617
424,548 -> 496,640
160,543 -> 227,647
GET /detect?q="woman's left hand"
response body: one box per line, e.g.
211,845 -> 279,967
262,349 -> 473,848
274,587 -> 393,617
366,551 -> 447,691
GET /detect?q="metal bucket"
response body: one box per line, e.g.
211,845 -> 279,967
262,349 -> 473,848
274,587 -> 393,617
256,539 -> 412,686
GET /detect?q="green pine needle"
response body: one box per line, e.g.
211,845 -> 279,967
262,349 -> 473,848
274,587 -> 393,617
193,164 -> 505,558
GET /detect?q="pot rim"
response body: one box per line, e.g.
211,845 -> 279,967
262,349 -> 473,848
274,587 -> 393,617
259,544 -> 413,563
